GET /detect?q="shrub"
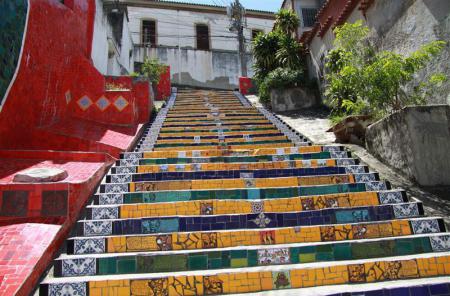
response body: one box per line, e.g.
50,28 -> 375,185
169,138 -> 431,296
324,20 -> 446,120
274,9 -> 300,35
141,58 -> 165,84
258,68 -> 304,104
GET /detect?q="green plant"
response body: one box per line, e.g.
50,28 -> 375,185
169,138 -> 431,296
258,67 -> 304,104
324,20 -> 446,120
276,34 -> 304,69
130,72 -> 140,77
252,31 -> 282,81
141,58 -> 165,84
274,9 -> 299,35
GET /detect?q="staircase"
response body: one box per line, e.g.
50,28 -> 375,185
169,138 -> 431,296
40,89 -> 450,296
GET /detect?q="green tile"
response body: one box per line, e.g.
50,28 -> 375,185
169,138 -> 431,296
316,252 -> 334,261
188,255 -> 208,270
231,250 -> 247,258
333,244 -> 352,260
117,258 -> 137,274
98,258 -> 116,275
299,253 -> 315,263
230,258 -> 248,268
247,250 -> 259,267
152,255 -> 187,272
208,258 -> 223,269
289,248 -> 300,264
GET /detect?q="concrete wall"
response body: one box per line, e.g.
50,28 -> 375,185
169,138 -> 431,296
308,0 -> 450,105
366,105 -> 450,186
136,46 -> 253,89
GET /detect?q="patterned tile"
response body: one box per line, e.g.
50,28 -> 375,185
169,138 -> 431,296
330,151 -> 348,159
98,194 -> 123,205
336,158 -> 356,166
83,221 -> 112,236
74,238 -> 105,254
251,213 -> 271,228
258,248 -> 290,265
105,183 -> 128,193
115,166 -> 136,174
95,96 -> 110,111
393,203 -> 420,218
430,235 -> 450,252
0,190 -> 28,216
365,182 -> 387,191
77,95 -> 93,111
354,173 -> 376,183
251,201 -> 264,213
113,96 -> 129,111
48,282 -> 87,296
62,258 -> 96,276
378,191 -> 404,204
345,166 -> 366,174
110,174 -> 132,184
411,219 -> 441,234
91,207 -> 119,219
41,190 -> 68,216
273,271 -> 291,289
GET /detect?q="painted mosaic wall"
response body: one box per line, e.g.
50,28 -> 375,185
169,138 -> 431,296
0,0 -> 28,109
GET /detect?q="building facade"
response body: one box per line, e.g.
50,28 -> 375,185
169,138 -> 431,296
122,0 -> 275,89
281,0 -> 325,37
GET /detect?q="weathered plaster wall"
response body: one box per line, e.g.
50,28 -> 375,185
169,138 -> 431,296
136,46 -> 253,89
308,0 -> 450,105
91,0 -> 134,75
128,6 -> 273,89
366,105 -> 450,186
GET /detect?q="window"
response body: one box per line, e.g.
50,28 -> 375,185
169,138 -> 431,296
142,20 -> 156,46
301,8 -> 318,27
251,29 -> 263,40
196,24 -> 210,50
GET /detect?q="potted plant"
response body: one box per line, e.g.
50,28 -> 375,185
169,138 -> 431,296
140,58 -> 165,98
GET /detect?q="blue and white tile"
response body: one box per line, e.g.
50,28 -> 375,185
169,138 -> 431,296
91,207 -> 119,220
62,258 -> 96,277
354,173 -> 377,183
345,166 -> 366,174
83,221 -> 113,236
98,193 -> 123,205
110,174 -> 132,184
378,190 -> 405,204
365,181 -> 387,191
74,238 -> 106,254
48,282 -> 87,296
411,219 -> 441,234
323,146 -> 342,153
336,158 -> 356,166
115,166 -> 136,175
430,235 -> 450,252
393,203 -> 420,218
105,183 -> 128,193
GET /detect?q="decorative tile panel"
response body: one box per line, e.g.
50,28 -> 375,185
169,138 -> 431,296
48,282 -> 87,296
113,96 -> 129,111
77,95 -> 93,111
83,221 -> 112,236
95,96 -> 110,111
430,235 -> 450,252
393,203 -> 420,218
91,207 -> 118,220
74,238 -> 105,254
411,219 -> 441,234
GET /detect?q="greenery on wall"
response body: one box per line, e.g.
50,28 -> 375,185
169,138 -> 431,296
252,9 -> 305,105
140,58 -> 166,84
324,20 -> 447,123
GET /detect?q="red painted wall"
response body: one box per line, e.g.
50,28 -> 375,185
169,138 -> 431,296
0,0 -> 151,156
156,66 -> 171,101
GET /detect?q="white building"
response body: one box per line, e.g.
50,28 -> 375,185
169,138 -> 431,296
281,0 -> 324,37
91,0 -> 135,75
121,0 -> 275,89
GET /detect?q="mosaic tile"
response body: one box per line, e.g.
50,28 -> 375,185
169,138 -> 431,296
258,248 -> 290,265
77,95 -> 93,111
354,173 -> 377,183
273,271 -> 291,289
251,201 -> 264,213
115,166 -> 136,174
251,213 -> 272,228
62,258 -> 96,277
95,96 -> 110,111
113,96 -> 129,111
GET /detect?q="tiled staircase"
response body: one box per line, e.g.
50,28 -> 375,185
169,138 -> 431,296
40,89 -> 450,296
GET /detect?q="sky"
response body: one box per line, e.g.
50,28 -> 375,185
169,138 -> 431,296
163,0 -> 284,12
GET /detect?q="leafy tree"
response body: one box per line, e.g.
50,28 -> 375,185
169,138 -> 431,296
324,20 -> 446,120
274,9 -> 300,36
276,34 -> 304,70
252,31 -> 282,81
141,58 -> 165,84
